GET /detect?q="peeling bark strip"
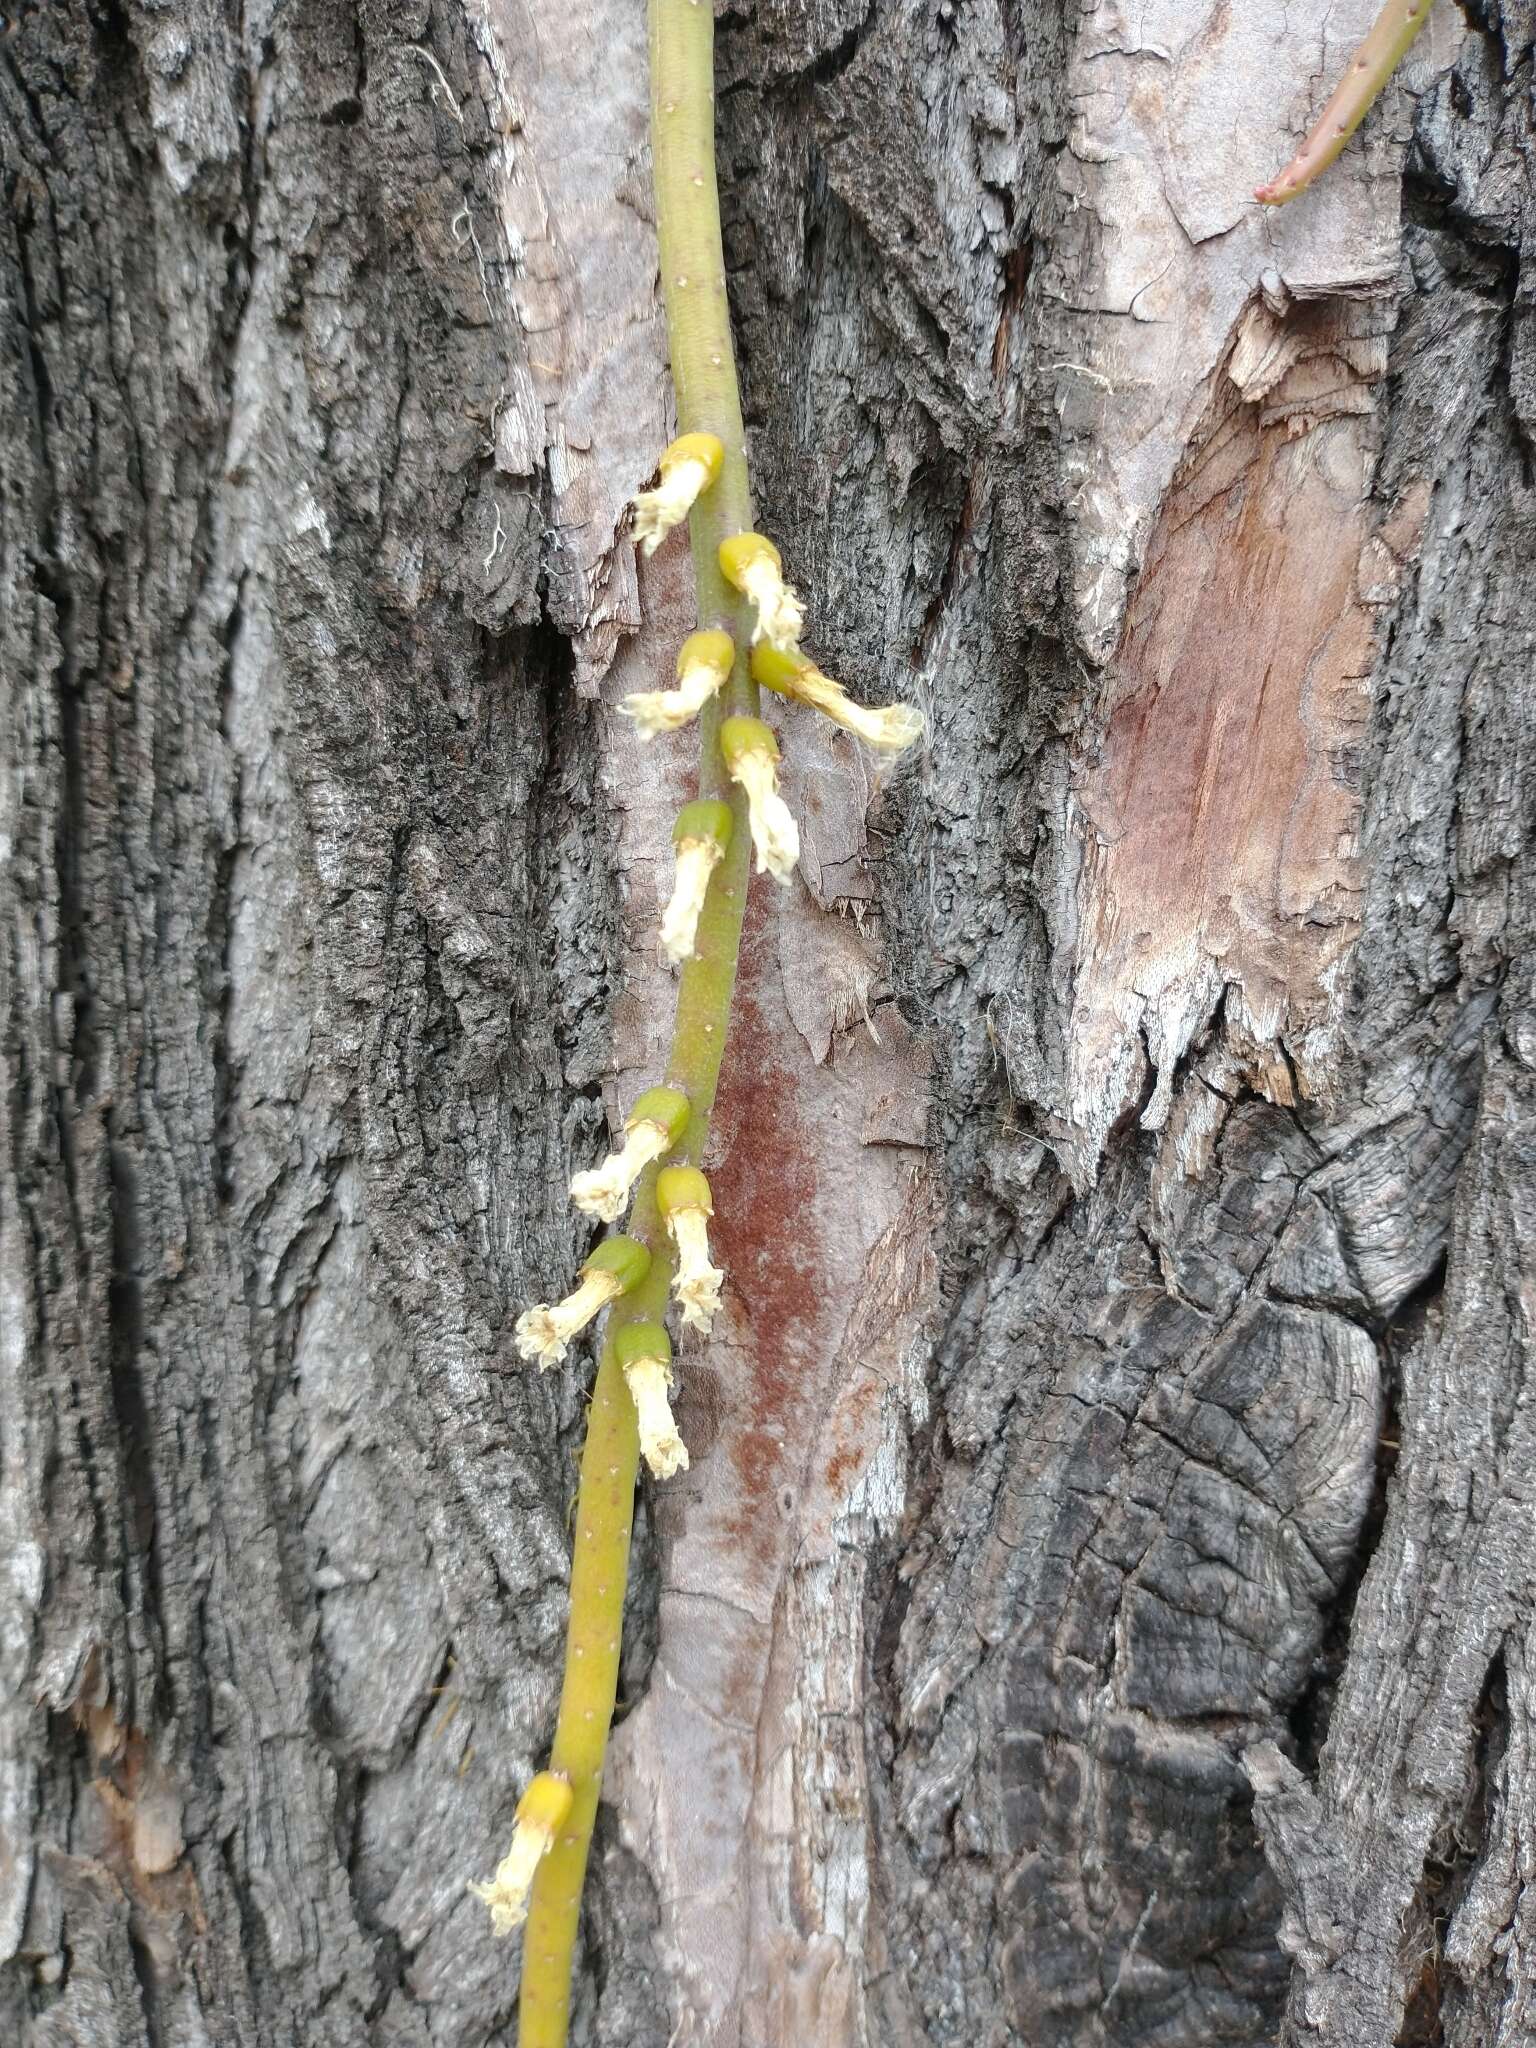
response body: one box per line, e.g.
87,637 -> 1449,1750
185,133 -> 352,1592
1047,0 -> 1463,1172
4,2 -> 1535,2047
471,0 -> 665,683
1070,297 -> 1423,1151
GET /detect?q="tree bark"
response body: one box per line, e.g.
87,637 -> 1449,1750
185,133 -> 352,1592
3,4 -> 1533,2046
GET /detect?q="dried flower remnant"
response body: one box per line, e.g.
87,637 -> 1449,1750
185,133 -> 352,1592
720,715 -> 799,884
623,629 -> 735,740
569,1087 -> 691,1223
473,1773 -> 575,1935
657,1166 -> 724,1334
752,644 -> 924,758
661,800 -> 733,965
616,1322 -> 689,1478
513,1236 -> 653,1370
719,531 -> 805,652
631,431 -> 725,554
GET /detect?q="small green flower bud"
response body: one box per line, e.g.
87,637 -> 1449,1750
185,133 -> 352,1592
656,1165 -> 713,1219
673,799 -> 734,853
719,715 -> 779,769
518,1771 -> 574,1835
582,1235 -> 652,1293
663,432 -> 724,485
614,1321 -> 673,1371
718,530 -> 781,584
747,643 -> 811,696
678,628 -> 734,682
628,1086 -> 690,1148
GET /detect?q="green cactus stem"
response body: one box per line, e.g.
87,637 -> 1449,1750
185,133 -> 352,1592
1255,0 -> 1435,206
512,3 -> 764,2042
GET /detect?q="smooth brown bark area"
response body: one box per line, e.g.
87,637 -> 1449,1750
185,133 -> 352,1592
3,5 -> 1534,2048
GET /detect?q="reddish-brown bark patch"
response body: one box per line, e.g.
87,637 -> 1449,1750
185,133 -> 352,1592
708,887 -> 822,1555
823,1375 -> 882,1496
1069,298 -> 1426,1159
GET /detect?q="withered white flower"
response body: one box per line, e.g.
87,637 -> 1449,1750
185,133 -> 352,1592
720,716 -> 798,885
513,1236 -> 651,1370
660,798 -> 733,966
718,532 -> 804,652
752,645 -> 924,759
617,1327 -> 690,1480
472,1772 -> 573,1935
657,1166 -> 724,1335
631,433 -> 724,557
570,1086 -> 691,1223
622,629 -> 734,740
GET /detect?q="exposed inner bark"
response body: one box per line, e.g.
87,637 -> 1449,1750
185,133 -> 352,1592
1073,299 -> 1402,1141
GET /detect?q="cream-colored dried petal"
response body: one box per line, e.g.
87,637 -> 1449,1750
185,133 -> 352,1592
741,556 -> 805,652
669,1206 -> 724,1335
624,1354 -> 689,1479
620,653 -> 726,740
570,1120 -> 670,1223
660,837 -> 725,966
792,669 -> 925,757
470,1819 -> 551,1936
846,699 -> 925,755
631,457 -> 711,557
514,1269 -> 623,1369
728,747 -> 799,884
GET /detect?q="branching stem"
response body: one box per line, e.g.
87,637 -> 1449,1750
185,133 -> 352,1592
515,5 -> 756,2042
1255,0 -> 1435,206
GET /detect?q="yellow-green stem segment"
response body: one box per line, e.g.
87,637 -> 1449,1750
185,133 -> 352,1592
1255,0 -> 1435,205
516,3 -> 759,2042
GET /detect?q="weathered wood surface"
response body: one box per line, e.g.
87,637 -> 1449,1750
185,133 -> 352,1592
2,3 -> 1532,2045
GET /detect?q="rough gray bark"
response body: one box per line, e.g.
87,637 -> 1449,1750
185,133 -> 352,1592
3,5 -> 1533,2048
